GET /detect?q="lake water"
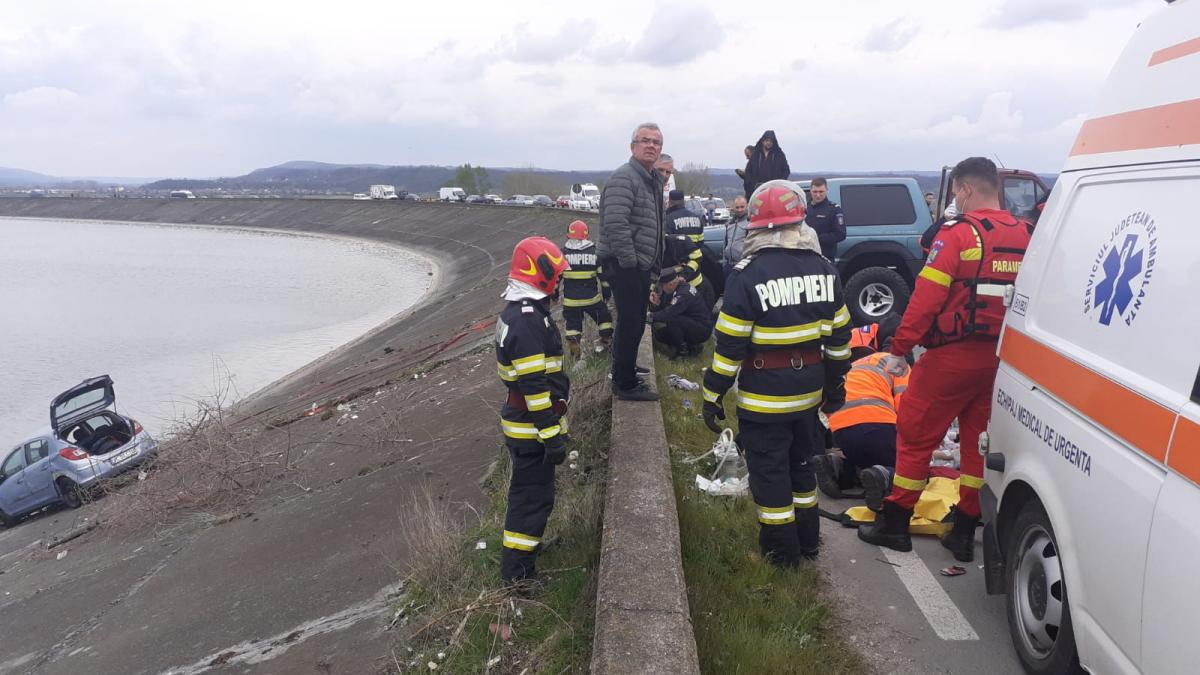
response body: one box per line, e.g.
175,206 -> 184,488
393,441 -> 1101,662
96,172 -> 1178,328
0,217 -> 432,445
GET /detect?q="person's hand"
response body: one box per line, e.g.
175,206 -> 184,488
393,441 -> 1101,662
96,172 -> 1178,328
543,434 -> 567,466
649,291 -> 660,306
702,400 -> 726,434
881,354 -> 910,377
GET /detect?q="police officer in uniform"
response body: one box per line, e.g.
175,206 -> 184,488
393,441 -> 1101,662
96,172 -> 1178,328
702,182 -> 853,566
662,231 -> 715,311
805,177 -> 846,261
665,189 -> 724,297
560,220 -> 613,358
858,157 -> 1033,562
649,269 -> 713,357
495,236 -> 571,588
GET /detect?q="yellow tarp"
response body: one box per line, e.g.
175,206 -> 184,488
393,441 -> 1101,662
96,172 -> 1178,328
844,476 -> 959,536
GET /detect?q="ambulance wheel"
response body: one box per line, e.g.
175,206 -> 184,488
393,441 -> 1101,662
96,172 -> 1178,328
1004,501 -> 1082,674
845,267 -> 909,325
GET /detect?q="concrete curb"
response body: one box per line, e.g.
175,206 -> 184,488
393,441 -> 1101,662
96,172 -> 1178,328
591,332 -> 700,675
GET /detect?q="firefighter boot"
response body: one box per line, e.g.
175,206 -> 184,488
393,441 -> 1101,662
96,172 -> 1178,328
940,509 -> 979,563
567,339 -> 581,359
812,453 -> 843,499
857,501 -> 912,552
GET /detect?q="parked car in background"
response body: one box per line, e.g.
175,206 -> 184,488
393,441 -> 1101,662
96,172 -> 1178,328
532,195 -> 554,207
466,194 -> 489,204
703,197 -> 730,224
555,195 -> 571,208
504,195 -> 534,206
485,194 -> 502,204
683,197 -> 711,227
351,193 -> 370,200
0,376 -> 158,526
404,193 -> 420,201
439,187 -> 467,202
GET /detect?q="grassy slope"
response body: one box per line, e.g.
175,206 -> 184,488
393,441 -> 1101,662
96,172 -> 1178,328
393,354 -> 611,674
654,342 -> 866,675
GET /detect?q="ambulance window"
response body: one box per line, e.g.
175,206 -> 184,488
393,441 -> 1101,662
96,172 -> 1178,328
1027,171 -> 1200,405
839,184 -> 917,227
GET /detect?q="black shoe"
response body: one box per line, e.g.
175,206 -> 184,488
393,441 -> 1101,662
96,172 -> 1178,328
812,453 -> 843,499
612,381 -> 659,401
940,509 -> 979,562
857,501 -> 912,552
635,364 -> 651,375
859,465 -> 893,513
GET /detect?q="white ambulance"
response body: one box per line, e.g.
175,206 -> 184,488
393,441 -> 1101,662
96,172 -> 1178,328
982,2 -> 1200,673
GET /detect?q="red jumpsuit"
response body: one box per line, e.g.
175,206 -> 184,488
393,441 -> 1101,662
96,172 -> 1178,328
886,208 -> 1030,518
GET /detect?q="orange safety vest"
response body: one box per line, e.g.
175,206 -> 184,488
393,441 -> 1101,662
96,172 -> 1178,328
828,352 -> 908,432
849,323 -> 881,352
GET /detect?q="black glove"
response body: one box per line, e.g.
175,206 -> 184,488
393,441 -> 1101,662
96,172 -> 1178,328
543,434 -> 567,466
821,397 -> 845,415
702,399 -> 726,434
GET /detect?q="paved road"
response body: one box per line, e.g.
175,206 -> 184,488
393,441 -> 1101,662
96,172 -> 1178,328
818,495 -> 1024,675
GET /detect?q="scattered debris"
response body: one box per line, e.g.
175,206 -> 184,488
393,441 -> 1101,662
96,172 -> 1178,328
304,403 -> 326,417
489,623 -> 514,641
667,374 -> 700,391
567,450 -> 579,461
487,656 -> 502,668
56,550 -> 69,561
475,541 -> 487,550
940,565 -> 967,577
46,521 -> 97,549
692,428 -> 749,496
875,558 -> 901,568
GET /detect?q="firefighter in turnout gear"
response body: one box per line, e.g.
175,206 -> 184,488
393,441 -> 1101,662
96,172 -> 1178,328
496,236 -> 571,587
858,157 -> 1033,562
665,189 -> 724,297
560,220 -> 614,357
701,181 -> 853,566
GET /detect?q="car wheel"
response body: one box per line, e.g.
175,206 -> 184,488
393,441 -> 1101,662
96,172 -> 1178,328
0,508 -> 14,527
1004,500 -> 1083,675
57,478 -> 85,509
845,267 -> 910,325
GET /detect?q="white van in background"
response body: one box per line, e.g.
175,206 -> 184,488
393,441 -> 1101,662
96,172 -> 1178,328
439,187 -> 466,202
981,2 -> 1200,673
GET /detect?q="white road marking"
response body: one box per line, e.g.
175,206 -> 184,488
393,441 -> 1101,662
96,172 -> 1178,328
160,584 -> 403,674
882,548 -> 980,641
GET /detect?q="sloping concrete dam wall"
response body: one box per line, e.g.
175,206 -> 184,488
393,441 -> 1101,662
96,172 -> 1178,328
0,198 -> 595,421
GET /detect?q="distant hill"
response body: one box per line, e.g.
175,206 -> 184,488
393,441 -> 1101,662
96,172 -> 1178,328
0,166 -> 59,187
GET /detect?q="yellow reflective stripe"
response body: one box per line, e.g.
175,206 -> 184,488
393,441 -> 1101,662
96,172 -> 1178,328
512,353 -> 547,374
736,389 -> 823,414
832,305 -> 851,328
688,248 -> 703,260
545,356 -> 563,373
825,342 -> 852,360
757,504 -> 796,524
959,247 -> 982,261
792,490 -> 818,508
497,363 -> 517,381
564,329 -> 582,337
501,421 -> 539,439
702,386 -> 721,403
562,270 -> 596,279
563,295 -> 602,307
919,265 -> 953,287
750,320 -> 825,345
960,474 -> 985,489
538,425 -> 561,440
715,312 -> 753,336
892,473 -> 928,492
711,352 -> 740,376
502,530 -> 539,551
689,274 -> 703,288
597,322 -> 613,330
524,392 -> 552,411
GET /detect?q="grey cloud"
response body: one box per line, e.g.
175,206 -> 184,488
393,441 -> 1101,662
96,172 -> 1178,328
989,0 -> 1128,29
862,19 -> 918,53
628,4 -> 724,66
505,19 -> 597,63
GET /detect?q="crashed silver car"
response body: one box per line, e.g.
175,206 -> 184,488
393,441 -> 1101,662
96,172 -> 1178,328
0,376 -> 158,526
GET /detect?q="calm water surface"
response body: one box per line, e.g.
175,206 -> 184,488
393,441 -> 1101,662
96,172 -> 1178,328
0,217 -> 431,444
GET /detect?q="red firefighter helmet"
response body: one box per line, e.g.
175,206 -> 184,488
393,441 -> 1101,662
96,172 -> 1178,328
509,236 -> 568,295
748,182 -> 807,230
567,220 -> 589,240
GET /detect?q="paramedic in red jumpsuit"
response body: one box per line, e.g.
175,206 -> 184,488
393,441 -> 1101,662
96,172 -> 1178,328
857,157 -> 1032,562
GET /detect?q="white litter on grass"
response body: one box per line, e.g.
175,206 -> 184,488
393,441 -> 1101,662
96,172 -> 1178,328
55,550 -> 68,560
475,541 -> 487,550
667,374 -> 699,391
569,463 -> 578,470
437,381 -> 447,386
568,450 -> 579,461
137,471 -> 148,481
427,662 -> 438,670
487,656 -> 502,668
694,429 -> 749,496
695,474 -> 748,496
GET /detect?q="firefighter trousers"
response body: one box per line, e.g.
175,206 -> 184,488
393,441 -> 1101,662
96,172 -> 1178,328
738,415 -> 821,566
563,301 -> 613,342
501,442 -> 556,583
885,340 -> 998,518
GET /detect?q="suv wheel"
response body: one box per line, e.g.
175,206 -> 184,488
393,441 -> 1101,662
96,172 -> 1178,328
1005,500 -> 1082,674
845,267 -> 910,325
57,478 -> 85,509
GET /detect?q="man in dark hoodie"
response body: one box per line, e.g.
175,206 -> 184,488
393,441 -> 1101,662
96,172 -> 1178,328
744,131 -> 791,197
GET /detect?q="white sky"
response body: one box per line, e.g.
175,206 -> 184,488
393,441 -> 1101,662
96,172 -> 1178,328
0,0 -> 1163,177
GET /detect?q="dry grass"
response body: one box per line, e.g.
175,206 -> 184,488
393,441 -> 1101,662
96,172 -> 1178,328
397,484 -> 471,596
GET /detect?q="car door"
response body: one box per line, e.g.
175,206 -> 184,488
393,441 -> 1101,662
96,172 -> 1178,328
1002,175 -> 1039,220
0,447 -> 32,515
21,439 -> 57,507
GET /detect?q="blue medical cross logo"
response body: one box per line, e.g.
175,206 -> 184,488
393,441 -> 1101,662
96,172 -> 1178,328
1093,233 -> 1143,326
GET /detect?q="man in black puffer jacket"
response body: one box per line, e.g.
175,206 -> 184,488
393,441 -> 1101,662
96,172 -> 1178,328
597,122 -> 665,401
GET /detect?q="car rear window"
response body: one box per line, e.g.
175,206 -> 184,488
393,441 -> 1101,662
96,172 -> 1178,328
55,387 -> 106,420
839,184 -> 917,227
